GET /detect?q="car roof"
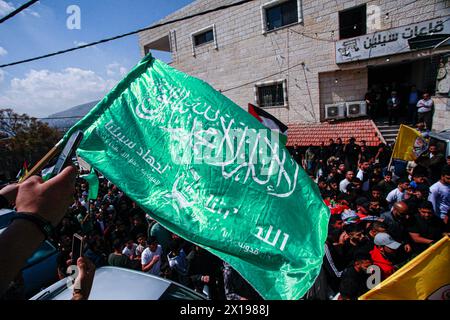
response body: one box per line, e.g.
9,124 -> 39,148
31,266 -> 205,300
429,130 -> 450,142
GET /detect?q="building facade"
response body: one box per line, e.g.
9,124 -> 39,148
139,0 -> 450,132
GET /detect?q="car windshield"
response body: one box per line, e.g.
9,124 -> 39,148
159,284 -> 206,300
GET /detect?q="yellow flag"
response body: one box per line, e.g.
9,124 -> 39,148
391,124 -> 427,161
360,236 -> 450,300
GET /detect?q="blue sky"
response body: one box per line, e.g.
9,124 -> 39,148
0,0 -> 194,117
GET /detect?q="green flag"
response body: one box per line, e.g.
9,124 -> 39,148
80,168 -> 99,201
63,53 -> 329,300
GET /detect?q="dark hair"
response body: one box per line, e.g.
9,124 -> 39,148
329,215 -> 343,225
148,236 -> 158,245
442,165 -> 450,176
418,201 -> 434,211
371,185 -> 382,192
398,177 -> 410,184
344,223 -> 363,234
353,251 -> 372,262
169,240 -> 180,252
136,233 -> 146,240
113,239 -> 123,251
370,221 -> 388,231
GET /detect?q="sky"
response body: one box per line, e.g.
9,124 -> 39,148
0,0 -> 194,117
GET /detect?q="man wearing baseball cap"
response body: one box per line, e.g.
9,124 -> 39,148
370,232 -> 402,280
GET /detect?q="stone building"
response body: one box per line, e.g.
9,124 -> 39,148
139,0 -> 450,145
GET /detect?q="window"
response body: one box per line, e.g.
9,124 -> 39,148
255,80 -> 287,108
262,0 -> 302,33
339,4 -> 367,40
194,29 -> 214,46
191,24 -> 218,56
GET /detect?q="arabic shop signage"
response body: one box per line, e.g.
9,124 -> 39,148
336,18 -> 449,64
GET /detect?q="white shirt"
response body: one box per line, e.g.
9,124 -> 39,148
386,188 -> 405,205
339,179 -> 351,193
135,244 -> 146,257
356,170 -> 370,192
122,244 -> 137,258
141,244 -> 162,275
416,98 -> 433,113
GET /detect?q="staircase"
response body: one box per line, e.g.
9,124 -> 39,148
374,120 -> 401,145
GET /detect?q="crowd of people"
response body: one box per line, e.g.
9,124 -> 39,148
1,122 -> 449,301
290,126 -> 449,300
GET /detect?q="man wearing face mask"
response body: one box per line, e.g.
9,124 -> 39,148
370,232 -> 403,280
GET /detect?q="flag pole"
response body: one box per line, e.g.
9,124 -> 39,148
19,143 -> 62,183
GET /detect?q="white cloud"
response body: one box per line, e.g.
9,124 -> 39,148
26,9 -> 40,18
0,67 -> 120,117
73,41 -> 88,47
0,1 -> 40,18
106,63 -> 128,77
0,69 -> 5,82
0,1 -> 14,16
0,46 -> 7,56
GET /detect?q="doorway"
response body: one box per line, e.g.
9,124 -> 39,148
367,57 -> 439,122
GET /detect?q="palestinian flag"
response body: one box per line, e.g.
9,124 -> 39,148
248,103 -> 288,144
16,161 -> 28,182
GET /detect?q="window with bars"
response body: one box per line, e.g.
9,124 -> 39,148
263,0 -> 300,32
256,82 -> 286,108
193,29 -> 214,46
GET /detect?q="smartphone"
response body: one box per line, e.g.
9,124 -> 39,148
71,233 -> 84,265
50,130 -> 84,178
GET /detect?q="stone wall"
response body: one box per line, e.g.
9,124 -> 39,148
433,95 -> 450,132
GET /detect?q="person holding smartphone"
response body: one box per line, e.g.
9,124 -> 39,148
0,165 -> 95,300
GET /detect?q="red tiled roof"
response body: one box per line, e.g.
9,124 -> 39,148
287,119 -> 384,147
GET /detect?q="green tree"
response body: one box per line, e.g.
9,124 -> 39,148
0,109 -> 62,181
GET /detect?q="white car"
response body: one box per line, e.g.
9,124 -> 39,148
30,266 -> 207,300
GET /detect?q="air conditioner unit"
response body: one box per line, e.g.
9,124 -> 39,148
325,103 -> 346,120
346,101 -> 367,118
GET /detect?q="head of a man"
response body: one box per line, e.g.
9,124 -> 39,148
360,161 -> 370,171
371,187 -> 382,200
369,221 -> 388,238
412,172 -> 427,184
429,144 -> 438,155
148,236 -> 158,252
353,251 -> 373,273
126,239 -> 135,249
441,165 -> 450,185
384,172 -> 393,183
413,184 -> 429,200
137,234 -> 147,246
398,178 -> 410,191
344,224 -> 366,245
392,201 -> 410,221
346,170 -> 355,181
374,232 -> 401,260
423,92 -> 430,100
369,200 -> 382,215
418,201 -> 434,221
329,215 -> 344,230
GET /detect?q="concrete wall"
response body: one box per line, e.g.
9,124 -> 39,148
433,96 -> 450,131
139,0 -> 450,124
